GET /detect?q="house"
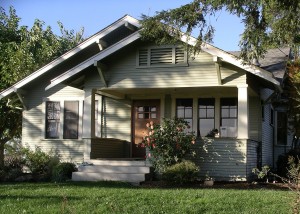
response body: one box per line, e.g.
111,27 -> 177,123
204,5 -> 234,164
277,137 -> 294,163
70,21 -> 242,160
0,15 -> 291,182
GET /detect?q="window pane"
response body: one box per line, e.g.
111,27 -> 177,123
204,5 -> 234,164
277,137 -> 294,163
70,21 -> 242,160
221,109 -> 229,117
177,107 -> 185,118
151,113 -> 157,119
150,107 -> 156,112
199,119 -> 214,137
46,101 -> 60,139
207,109 -> 214,118
63,101 -> 79,139
144,113 -> 150,119
144,106 -> 150,112
230,108 -> 237,117
185,107 -> 192,118
199,109 -> 206,118
138,107 -> 144,112
222,119 -> 237,127
138,113 -> 144,119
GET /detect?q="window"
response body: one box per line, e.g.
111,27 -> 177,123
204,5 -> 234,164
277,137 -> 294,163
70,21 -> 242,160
137,106 -> 157,119
277,112 -> 287,145
46,101 -> 60,139
198,98 -> 215,137
63,101 -> 79,139
220,98 -> 237,127
176,99 -> 193,131
137,46 -> 187,67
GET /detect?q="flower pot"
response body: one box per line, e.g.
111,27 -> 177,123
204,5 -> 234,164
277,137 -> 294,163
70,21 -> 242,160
204,180 -> 214,186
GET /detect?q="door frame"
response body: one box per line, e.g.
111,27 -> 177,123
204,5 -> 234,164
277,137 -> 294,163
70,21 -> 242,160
131,99 -> 162,158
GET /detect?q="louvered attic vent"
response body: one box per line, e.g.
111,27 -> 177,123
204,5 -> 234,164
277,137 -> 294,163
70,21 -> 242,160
137,46 -> 187,67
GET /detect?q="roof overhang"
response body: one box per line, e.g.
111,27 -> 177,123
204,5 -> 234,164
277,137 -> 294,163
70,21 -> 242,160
0,15 -> 140,99
180,35 -> 282,91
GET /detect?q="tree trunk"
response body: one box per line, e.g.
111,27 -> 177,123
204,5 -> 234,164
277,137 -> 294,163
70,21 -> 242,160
0,142 -> 4,169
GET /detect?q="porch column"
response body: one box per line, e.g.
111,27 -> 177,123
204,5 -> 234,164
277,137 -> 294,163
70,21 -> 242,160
237,84 -> 249,139
83,89 -> 96,161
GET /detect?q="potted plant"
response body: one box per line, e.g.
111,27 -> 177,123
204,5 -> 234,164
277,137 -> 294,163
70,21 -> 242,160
204,174 -> 214,186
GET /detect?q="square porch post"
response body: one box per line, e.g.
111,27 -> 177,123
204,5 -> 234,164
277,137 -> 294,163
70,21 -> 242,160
237,84 -> 249,139
83,89 -> 96,161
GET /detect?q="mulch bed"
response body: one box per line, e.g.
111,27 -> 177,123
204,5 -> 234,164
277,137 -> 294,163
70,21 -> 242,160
140,180 -> 290,190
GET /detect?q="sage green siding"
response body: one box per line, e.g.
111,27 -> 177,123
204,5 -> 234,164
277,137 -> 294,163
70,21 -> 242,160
191,139 -> 247,181
104,43 -> 246,89
101,97 -> 131,141
249,96 -> 262,141
22,82 -> 85,162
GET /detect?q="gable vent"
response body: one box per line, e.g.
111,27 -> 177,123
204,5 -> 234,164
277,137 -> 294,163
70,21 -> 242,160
138,49 -> 148,66
137,46 -> 187,67
175,47 -> 185,64
150,48 -> 173,65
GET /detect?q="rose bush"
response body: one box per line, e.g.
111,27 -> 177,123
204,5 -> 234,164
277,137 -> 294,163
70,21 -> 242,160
140,118 -> 196,173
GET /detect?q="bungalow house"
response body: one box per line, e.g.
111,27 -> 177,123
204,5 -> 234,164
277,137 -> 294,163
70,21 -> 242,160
0,15 -> 290,182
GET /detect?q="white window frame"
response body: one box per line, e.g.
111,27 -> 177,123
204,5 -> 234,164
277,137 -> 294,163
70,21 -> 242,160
42,97 -> 84,140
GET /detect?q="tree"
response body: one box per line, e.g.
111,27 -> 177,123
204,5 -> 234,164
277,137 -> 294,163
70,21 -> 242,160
0,6 -> 84,168
140,0 -> 300,62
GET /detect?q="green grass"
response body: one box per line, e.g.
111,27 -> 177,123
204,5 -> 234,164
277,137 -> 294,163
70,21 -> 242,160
0,182 -> 293,214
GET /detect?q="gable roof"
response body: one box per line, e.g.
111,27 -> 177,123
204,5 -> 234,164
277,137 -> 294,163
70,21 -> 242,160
0,15 -> 282,99
0,15 -> 140,99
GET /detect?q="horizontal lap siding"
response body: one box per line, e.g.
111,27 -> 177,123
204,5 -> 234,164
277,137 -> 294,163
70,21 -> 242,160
102,98 -> 131,141
22,82 -> 85,162
249,96 -> 261,141
106,45 -> 246,89
190,139 -> 247,181
260,88 -> 274,166
246,140 -> 259,181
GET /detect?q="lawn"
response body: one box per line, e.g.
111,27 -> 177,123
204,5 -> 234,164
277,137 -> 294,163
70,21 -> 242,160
0,181 -> 293,214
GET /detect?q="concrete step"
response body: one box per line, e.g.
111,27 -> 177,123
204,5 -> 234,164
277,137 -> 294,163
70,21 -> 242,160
78,165 -> 150,174
88,159 -> 147,166
72,172 -> 146,182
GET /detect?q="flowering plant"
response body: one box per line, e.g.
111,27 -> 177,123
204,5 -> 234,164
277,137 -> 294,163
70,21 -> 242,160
140,118 -> 196,173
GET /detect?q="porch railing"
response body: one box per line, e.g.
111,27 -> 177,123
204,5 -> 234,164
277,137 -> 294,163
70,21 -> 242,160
90,138 -> 131,159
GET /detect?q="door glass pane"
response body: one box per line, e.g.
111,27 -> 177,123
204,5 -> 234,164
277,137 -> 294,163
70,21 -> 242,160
151,113 -> 157,119
177,107 -> 185,118
151,107 -> 156,112
199,119 -> 214,137
138,113 -> 144,119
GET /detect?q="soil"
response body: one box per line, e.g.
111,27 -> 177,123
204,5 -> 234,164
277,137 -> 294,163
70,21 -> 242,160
140,180 -> 290,190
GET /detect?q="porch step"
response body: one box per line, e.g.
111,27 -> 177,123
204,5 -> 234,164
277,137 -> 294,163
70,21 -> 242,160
78,165 -> 150,174
72,160 -> 152,183
72,172 -> 146,183
88,159 -> 147,166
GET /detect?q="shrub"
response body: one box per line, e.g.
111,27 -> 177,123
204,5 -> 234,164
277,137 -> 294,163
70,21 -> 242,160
162,160 -> 199,184
140,118 -> 196,173
52,162 -> 77,182
276,149 -> 300,178
22,147 -> 60,181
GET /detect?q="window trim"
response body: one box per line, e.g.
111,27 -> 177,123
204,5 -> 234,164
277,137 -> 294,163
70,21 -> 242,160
136,45 -> 188,68
198,98 -> 215,137
42,97 -> 83,140
220,98 -> 238,127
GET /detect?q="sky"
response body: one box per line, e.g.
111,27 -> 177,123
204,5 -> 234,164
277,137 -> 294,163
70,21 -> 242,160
1,0 -> 244,51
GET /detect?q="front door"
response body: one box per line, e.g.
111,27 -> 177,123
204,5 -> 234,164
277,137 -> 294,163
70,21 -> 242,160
132,100 -> 160,158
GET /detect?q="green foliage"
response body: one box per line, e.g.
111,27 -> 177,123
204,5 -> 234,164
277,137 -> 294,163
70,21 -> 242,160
252,165 -> 270,180
0,6 -> 84,168
140,118 -> 196,173
141,0 -> 300,62
162,160 -> 199,184
52,162 -> 77,182
22,147 -> 59,181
